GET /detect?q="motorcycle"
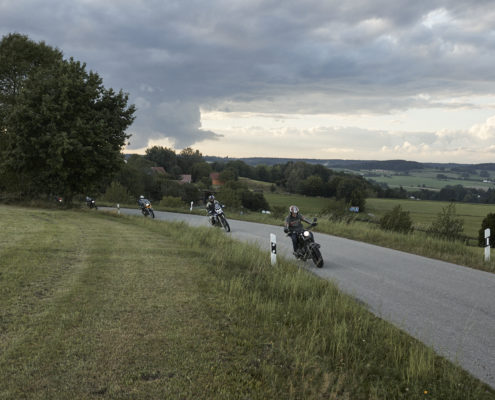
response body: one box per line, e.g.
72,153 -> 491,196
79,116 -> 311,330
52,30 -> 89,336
140,200 -> 155,218
208,203 -> 230,232
285,218 -> 324,268
86,198 -> 97,210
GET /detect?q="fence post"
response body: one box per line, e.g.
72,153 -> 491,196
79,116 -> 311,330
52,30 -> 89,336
270,233 -> 277,265
485,228 -> 490,262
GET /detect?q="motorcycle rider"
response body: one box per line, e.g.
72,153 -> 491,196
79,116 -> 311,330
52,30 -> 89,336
86,196 -> 95,208
206,195 -> 220,225
284,205 -> 313,258
137,195 -> 150,211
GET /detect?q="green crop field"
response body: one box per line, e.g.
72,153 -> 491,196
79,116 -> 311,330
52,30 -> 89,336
368,167 -> 494,190
367,174 -> 494,191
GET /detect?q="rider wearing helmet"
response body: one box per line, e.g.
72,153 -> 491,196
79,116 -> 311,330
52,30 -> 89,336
206,194 -> 220,224
284,205 -> 312,257
137,195 -> 148,210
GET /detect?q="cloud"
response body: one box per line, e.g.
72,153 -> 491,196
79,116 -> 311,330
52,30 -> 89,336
129,100 -> 222,149
1,0 -> 495,159
469,115 -> 495,140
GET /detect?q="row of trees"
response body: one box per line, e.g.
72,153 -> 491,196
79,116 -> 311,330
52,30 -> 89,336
121,146 -> 372,211
409,185 -> 495,204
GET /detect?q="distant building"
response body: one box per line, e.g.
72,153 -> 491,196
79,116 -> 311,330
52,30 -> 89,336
179,174 -> 192,184
210,172 -> 223,186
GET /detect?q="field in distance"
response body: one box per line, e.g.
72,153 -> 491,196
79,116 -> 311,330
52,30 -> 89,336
337,167 -> 495,192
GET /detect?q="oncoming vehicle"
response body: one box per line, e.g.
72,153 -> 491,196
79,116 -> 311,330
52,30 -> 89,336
211,202 -> 230,232
138,195 -> 155,218
206,195 -> 230,232
284,205 -> 323,268
286,219 -> 324,268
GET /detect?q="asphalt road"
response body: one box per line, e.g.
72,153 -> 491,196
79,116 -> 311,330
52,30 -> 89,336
107,207 -> 495,388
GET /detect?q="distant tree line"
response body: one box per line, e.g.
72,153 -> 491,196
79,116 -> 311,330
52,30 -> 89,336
408,185 -> 495,204
104,146 -> 375,212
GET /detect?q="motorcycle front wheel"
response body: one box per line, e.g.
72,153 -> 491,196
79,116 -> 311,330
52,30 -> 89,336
149,209 -> 155,218
220,215 -> 231,232
311,246 -> 324,268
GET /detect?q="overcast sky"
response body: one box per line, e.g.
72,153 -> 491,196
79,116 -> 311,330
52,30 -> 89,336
2,0 -> 495,163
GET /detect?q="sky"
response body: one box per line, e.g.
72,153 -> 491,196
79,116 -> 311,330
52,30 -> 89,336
2,0 -> 495,163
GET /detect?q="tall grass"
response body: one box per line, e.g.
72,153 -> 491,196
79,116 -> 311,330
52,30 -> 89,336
154,218 -> 494,399
2,205 -> 493,398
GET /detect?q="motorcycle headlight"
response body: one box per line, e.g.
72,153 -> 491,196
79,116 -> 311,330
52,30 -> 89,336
303,231 -> 310,237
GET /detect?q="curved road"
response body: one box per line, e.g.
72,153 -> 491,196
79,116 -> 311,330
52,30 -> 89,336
108,207 -> 495,388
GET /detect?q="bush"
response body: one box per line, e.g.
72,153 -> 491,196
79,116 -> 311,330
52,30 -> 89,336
216,188 -> 242,209
270,205 -> 286,219
379,205 -> 413,233
322,199 -> 356,223
478,213 -> 495,247
160,196 -> 184,208
427,203 -> 464,241
102,182 -> 133,204
241,190 -> 269,211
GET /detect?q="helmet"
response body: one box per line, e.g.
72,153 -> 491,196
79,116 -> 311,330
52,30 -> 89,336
140,195 -> 144,199
289,205 -> 299,214
208,195 -> 215,202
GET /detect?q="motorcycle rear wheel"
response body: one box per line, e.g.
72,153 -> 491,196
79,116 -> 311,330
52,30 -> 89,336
311,246 -> 324,268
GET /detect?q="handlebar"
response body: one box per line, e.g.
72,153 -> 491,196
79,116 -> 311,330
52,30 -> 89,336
284,222 -> 317,234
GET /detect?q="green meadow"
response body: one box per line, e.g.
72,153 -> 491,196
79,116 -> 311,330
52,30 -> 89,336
264,192 -> 494,239
1,205 -> 494,399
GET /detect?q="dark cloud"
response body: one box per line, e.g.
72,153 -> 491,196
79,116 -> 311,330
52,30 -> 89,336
1,0 -> 494,149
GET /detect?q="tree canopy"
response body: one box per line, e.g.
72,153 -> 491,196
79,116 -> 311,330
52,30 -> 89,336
0,33 -> 135,202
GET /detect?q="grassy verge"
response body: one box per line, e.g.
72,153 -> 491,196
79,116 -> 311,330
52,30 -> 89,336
1,205 -> 494,399
108,198 -> 495,274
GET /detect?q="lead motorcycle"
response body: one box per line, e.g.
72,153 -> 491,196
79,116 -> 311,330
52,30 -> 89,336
285,218 -> 324,268
140,200 -> 155,218
208,203 -> 230,232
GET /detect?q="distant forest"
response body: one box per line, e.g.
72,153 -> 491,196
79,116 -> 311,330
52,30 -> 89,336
203,156 -> 495,205
204,156 -> 495,172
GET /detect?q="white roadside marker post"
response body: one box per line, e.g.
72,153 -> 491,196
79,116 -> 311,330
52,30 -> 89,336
485,228 -> 490,262
190,201 -> 194,211
117,203 -> 120,215
270,233 -> 277,266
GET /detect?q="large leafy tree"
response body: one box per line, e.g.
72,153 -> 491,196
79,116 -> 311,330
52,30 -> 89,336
177,147 -> 203,174
0,33 -> 135,202
0,33 -> 62,126
145,145 -> 178,172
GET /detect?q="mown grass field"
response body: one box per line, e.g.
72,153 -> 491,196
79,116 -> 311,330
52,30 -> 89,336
1,205 -> 494,399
